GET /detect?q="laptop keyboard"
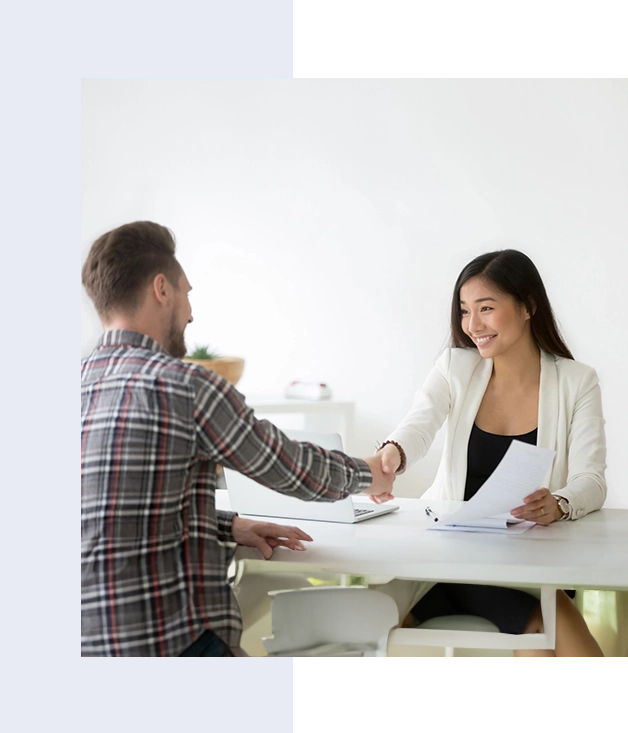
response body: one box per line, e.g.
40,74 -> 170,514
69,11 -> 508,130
354,507 -> 374,517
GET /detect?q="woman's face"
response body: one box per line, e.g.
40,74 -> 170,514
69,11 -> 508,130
459,276 -> 533,359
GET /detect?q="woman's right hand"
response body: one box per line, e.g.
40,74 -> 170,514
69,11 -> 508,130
364,444 -> 403,504
379,443 -> 402,476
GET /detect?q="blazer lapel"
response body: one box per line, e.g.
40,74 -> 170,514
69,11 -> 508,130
538,350 -> 558,484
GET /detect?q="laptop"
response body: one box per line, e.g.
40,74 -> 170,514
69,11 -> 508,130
223,429 -> 399,523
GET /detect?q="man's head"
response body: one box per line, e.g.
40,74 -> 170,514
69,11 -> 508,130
82,221 -> 193,357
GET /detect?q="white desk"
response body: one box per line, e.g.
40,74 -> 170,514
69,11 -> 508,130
218,493 -> 628,652
219,494 -> 628,591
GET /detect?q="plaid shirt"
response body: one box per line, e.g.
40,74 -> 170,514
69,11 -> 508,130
81,330 -> 372,656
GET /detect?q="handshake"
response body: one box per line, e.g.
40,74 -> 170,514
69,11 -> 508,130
362,442 -> 402,504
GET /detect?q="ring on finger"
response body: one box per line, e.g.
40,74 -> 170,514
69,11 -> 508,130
540,506 -> 545,516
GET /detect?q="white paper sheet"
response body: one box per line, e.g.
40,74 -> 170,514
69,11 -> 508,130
427,513 -> 536,534
426,440 -> 555,533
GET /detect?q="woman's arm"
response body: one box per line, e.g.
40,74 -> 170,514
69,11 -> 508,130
559,370 -> 607,518
513,366 -> 607,523
384,350 -> 452,468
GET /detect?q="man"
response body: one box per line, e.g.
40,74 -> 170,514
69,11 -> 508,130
81,221 -> 396,656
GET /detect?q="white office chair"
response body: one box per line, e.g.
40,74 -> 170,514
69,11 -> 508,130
233,573 -> 321,630
262,586 -> 399,656
261,585 -> 558,657
387,586 -> 558,657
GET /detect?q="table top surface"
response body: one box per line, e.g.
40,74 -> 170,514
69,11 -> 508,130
217,492 -> 628,590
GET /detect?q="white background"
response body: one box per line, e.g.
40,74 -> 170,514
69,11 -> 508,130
294,0 -> 628,78
83,78 -> 628,508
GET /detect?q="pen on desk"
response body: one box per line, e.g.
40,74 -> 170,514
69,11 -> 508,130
425,506 -> 438,522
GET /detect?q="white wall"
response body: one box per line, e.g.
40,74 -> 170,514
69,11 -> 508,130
82,79 -> 628,507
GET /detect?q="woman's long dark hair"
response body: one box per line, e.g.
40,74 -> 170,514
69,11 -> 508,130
450,249 -> 574,360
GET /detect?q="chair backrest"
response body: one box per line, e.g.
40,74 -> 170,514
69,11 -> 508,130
262,587 -> 399,656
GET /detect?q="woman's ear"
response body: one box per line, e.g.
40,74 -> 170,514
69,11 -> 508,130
525,299 -> 537,319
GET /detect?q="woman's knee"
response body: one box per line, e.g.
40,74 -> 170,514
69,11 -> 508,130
523,602 -> 544,633
524,590 -> 575,633
555,588 -> 574,610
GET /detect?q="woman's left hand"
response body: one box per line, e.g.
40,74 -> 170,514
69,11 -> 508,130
510,488 -> 562,526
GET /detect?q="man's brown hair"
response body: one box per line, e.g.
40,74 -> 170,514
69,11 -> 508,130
82,221 -> 183,317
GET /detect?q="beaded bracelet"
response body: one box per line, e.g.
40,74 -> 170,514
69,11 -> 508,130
376,439 -> 407,475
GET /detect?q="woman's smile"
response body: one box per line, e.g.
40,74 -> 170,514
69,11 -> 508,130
473,334 -> 497,347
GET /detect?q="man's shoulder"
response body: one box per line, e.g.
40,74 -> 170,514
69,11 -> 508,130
159,359 -> 243,405
151,355 -> 219,389
81,341 -> 241,408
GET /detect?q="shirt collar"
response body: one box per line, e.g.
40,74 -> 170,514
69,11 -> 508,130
97,329 -> 168,355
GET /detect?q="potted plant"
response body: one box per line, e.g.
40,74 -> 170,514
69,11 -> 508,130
183,345 -> 245,386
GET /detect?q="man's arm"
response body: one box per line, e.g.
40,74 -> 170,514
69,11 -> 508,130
216,509 -> 237,542
192,371 -> 394,502
230,516 -> 313,559
216,509 -> 313,558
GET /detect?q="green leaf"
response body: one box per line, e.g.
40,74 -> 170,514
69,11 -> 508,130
187,344 -> 220,360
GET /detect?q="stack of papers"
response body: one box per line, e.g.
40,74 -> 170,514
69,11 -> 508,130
427,440 -> 556,534
431,513 -> 535,534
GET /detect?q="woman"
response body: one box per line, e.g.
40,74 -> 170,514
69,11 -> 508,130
376,249 -> 606,656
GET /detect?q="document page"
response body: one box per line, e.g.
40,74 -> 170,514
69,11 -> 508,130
428,440 -> 555,533
430,518 -> 534,534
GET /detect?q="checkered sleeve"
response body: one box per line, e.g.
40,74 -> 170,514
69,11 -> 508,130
191,369 -> 372,501
216,509 -> 237,542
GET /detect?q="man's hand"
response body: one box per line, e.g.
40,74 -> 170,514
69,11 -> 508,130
363,452 -> 397,504
510,488 -> 562,526
231,516 -> 313,560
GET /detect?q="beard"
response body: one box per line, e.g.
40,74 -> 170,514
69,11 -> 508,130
165,312 -> 187,359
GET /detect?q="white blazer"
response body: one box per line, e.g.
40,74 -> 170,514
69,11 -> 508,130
388,348 -> 607,519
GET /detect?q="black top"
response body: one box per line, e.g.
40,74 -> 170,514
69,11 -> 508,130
411,422 -> 576,621
464,423 -> 538,501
